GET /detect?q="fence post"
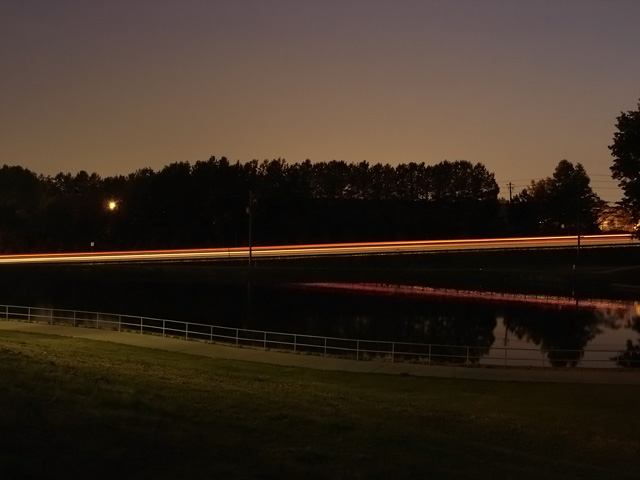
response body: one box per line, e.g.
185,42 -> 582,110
49,309 -> 53,326
73,311 -> 76,328
294,335 -> 297,354
210,325 -> 213,343
391,342 -> 395,363
356,340 -> 360,361
235,329 -> 239,348
324,338 -> 327,357
263,332 -> 267,351
28,307 -> 31,323
140,318 -> 143,334
186,323 -> 189,341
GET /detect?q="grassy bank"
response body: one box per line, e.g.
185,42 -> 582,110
1,330 -> 638,479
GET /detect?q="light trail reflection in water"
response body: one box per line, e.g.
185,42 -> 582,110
295,282 -> 634,309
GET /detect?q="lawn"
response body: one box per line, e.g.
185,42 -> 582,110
1,330 -> 638,479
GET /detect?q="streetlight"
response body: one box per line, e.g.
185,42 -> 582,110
105,199 -> 119,251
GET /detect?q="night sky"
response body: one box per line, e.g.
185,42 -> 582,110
2,0 -> 639,203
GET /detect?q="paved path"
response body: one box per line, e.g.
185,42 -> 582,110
1,320 -> 639,385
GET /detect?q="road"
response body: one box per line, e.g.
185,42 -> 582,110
0,234 -> 634,265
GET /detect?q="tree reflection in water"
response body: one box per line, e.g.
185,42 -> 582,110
250,285 -> 497,364
260,285 -> 636,367
502,306 -> 602,367
612,317 -> 640,368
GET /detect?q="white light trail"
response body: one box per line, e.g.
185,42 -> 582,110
0,234 -> 634,265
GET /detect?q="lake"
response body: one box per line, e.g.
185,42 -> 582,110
1,268 -> 638,368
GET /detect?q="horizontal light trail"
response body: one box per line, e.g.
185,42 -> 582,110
0,234 -> 634,265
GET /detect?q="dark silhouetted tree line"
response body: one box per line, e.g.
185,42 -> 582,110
0,157 -> 605,253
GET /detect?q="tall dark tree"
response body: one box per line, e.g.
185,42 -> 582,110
44,170 -> 107,251
512,160 -> 602,235
422,160 -> 501,238
610,99 -> 640,219
426,160 -> 499,202
0,165 -> 48,252
287,159 -> 316,198
313,160 -> 350,199
395,162 -> 428,200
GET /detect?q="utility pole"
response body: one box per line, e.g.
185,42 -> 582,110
576,195 -> 581,260
246,191 -> 254,325
573,193 -> 581,304
247,191 -> 253,267
508,182 -> 513,202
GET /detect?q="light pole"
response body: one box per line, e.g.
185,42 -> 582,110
105,199 -> 118,251
247,191 -> 253,267
576,194 -> 581,261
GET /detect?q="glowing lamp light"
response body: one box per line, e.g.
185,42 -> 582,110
108,201 -> 117,211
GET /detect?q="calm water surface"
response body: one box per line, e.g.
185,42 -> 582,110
2,273 -> 639,368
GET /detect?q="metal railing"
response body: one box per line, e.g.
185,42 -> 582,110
0,303 -> 631,370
